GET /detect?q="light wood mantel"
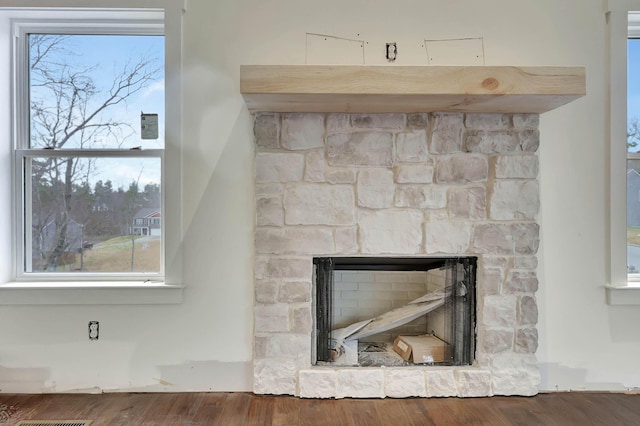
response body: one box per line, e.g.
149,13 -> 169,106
240,65 -> 585,114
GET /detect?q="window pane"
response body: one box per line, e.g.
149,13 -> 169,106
28,34 -> 164,149
28,157 -> 161,273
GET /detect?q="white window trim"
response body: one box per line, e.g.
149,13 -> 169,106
0,1 -> 184,304
606,1 -> 640,304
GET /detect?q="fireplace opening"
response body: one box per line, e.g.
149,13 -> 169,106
313,257 -> 476,367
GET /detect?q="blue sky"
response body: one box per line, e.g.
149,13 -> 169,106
29,34 -> 165,188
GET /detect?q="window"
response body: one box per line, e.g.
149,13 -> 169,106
606,3 -> 640,303
628,23 -> 640,276
0,5 -> 183,304
12,10 -> 167,281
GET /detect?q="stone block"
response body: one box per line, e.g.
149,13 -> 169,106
448,186 -> 486,219
490,180 -> 539,220
395,164 -> 434,183
489,353 -> 540,396
479,327 -> 514,353
284,184 -> 355,225
482,295 -> 517,327
256,183 -> 283,197
465,113 -> 509,129
359,210 -> 423,254
495,155 -> 539,179
482,256 -> 510,269
326,169 -> 356,184
266,334 -> 310,359
254,113 -> 280,149
254,359 -> 297,395
425,210 -> 450,222
395,185 -> 447,209
298,369 -> 337,398
407,113 -> 429,128
471,224 -> 513,254
255,257 -> 312,280
519,295 -> 538,326
327,113 -> 351,133
385,369 -> 427,398
514,223 -> 540,255
327,132 -> 394,167
256,196 -> 283,227
425,369 -> 458,397
396,131 -> 428,162
279,282 -> 311,303
254,335 -> 268,358
255,280 -> 278,303
505,271 -> 539,294
255,228 -> 334,255
334,227 -> 358,254
513,114 -> 540,128
455,370 -> 493,397
305,150 -> 327,182
481,267 -> 504,296
357,169 -> 395,208
337,369 -> 385,398
351,113 -> 405,129
425,222 -> 472,254
255,304 -> 290,332
292,306 -> 313,333
281,113 -> 324,150
436,154 -> 488,183
515,327 -> 538,353
256,153 -> 305,183
464,129 -> 539,153
430,113 -> 463,154
513,256 -> 538,269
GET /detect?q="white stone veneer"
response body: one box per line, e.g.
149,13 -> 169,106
254,113 -> 541,398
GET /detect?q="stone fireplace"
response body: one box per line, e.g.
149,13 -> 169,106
253,112 -> 541,398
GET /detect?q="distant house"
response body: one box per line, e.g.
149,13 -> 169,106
131,208 -> 161,236
628,169 -> 640,227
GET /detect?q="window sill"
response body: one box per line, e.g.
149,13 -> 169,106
0,282 -> 184,305
605,283 -> 640,305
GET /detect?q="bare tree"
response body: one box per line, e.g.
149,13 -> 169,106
28,34 -> 161,271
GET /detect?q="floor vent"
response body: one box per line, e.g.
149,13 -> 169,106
16,421 -> 92,426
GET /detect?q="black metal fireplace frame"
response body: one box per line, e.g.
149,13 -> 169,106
313,256 -> 477,366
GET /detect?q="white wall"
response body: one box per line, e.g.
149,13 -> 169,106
1,0 -> 637,393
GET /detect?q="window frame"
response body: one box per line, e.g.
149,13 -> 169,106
606,1 -> 640,304
0,3 -> 183,304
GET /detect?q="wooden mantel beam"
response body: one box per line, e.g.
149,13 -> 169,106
240,65 -> 586,114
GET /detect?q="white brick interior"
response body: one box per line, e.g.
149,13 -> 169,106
253,113 -> 541,398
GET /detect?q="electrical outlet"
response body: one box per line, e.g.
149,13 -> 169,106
386,42 -> 397,62
88,321 -> 99,340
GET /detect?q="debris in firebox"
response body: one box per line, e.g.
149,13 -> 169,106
329,288 -> 447,364
358,342 -> 409,367
393,334 -> 450,364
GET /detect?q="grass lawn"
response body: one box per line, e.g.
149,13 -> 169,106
628,227 -> 640,246
71,236 -> 161,272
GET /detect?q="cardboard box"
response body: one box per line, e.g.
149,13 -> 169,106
393,335 -> 450,364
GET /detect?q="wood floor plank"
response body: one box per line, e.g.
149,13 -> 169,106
270,395 -> 301,426
214,392 -> 253,425
189,392 -> 227,424
3,391 -> 640,425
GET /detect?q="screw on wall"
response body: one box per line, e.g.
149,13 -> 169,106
386,42 -> 397,62
88,321 -> 99,340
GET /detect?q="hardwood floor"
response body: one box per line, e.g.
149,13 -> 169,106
1,392 -> 639,425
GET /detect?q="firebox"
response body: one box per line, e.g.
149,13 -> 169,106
313,257 -> 476,367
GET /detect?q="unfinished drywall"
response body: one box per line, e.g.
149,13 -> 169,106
1,0 -> 637,393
